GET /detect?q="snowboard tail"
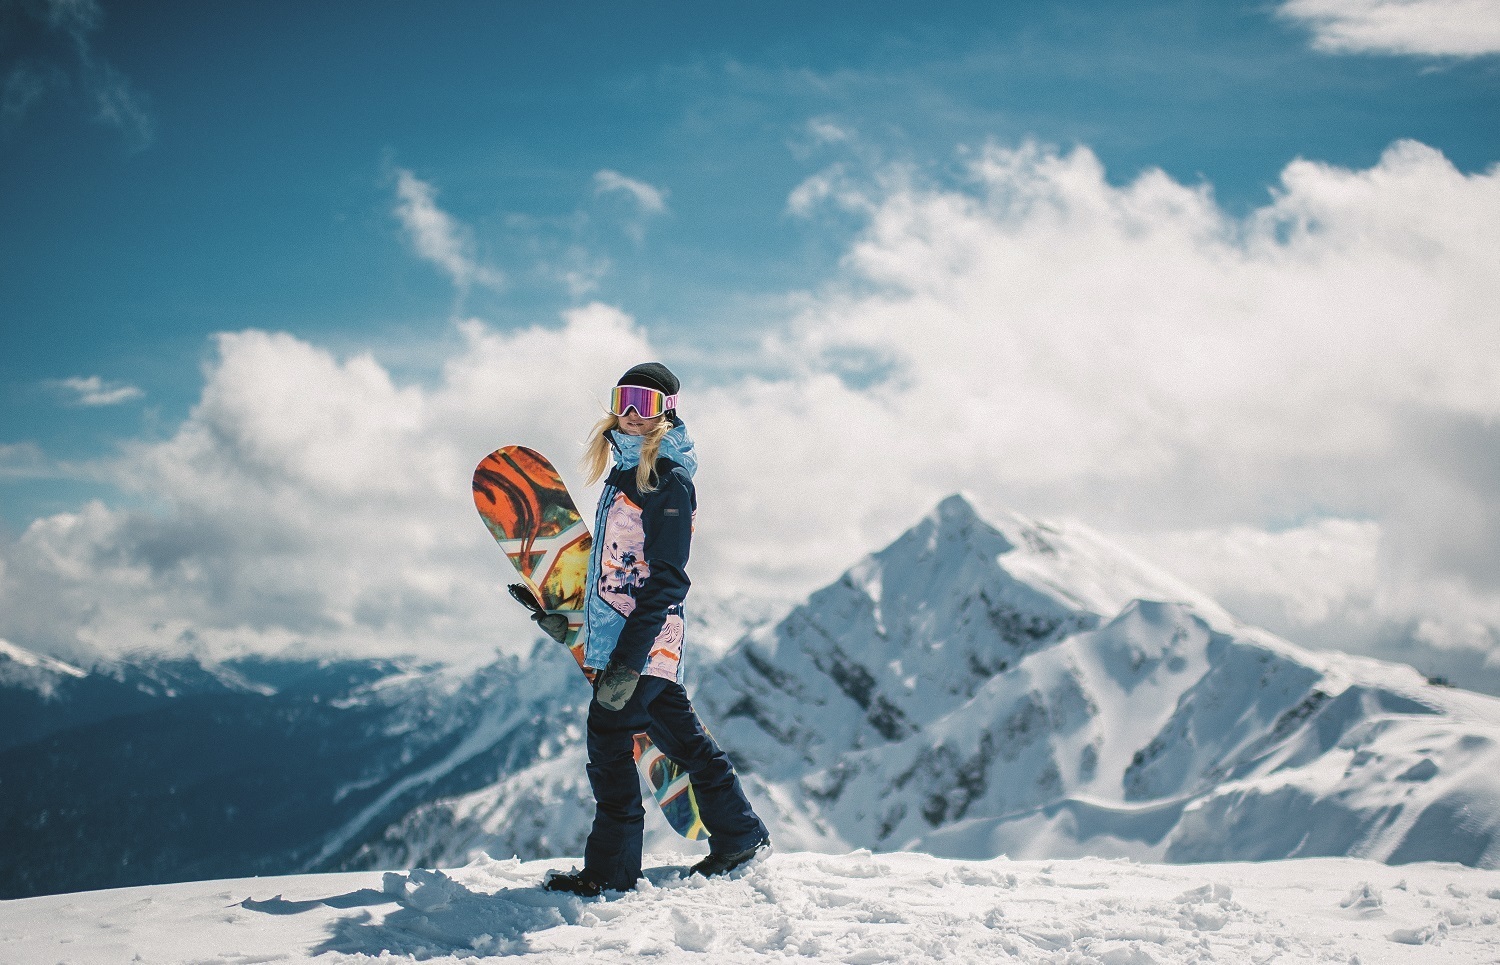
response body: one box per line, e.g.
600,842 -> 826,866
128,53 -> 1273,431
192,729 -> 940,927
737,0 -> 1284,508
473,445 -> 708,841
635,733 -> 708,839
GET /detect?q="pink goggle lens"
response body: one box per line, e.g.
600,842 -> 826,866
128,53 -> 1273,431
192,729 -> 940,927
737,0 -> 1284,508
610,385 -> 677,418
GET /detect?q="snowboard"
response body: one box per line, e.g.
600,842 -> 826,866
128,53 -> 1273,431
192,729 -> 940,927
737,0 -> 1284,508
472,445 -> 709,841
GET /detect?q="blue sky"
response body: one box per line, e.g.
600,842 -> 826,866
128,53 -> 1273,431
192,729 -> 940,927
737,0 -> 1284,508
3,0 -> 1500,682
5,0 -> 1495,483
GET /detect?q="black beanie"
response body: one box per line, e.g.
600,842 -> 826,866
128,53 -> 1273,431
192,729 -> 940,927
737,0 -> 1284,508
617,362 -> 680,397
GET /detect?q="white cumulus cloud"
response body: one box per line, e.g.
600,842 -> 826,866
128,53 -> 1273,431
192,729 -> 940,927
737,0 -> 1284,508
1279,0 -> 1500,56
593,170 -> 668,215
393,169 -> 504,291
1124,519 -> 1387,631
50,375 -> 144,407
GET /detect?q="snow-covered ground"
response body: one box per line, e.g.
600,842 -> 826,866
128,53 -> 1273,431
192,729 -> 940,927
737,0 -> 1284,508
4,850 -> 1499,964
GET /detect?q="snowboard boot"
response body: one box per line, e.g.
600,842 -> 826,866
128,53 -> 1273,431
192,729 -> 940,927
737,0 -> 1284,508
542,867 -> 620,898
689,837 -> 771,879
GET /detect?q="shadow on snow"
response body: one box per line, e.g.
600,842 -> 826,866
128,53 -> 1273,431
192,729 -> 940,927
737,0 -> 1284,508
239,866 -> 693,959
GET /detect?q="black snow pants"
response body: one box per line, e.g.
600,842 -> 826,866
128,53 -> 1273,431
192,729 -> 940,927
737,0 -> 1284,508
583,674 -> 767,890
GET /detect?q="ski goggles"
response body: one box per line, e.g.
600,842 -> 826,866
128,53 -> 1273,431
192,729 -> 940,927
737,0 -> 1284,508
610,384 -> 678,418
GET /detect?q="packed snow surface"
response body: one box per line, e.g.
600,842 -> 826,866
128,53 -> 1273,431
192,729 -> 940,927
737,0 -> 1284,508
4,850 -> 1500,963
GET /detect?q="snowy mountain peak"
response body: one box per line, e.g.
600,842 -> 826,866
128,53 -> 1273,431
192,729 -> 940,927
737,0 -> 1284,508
893,494 -> 1236,630
701,499 -> 1193,798
930,490 -> 995,530
879,492 -> 1017,576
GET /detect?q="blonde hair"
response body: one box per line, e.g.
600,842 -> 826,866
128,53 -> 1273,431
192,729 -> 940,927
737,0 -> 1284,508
583,411 -> 673,492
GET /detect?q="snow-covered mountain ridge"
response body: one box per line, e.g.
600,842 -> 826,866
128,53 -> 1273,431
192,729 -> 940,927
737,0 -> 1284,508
374,493 -> 1500,872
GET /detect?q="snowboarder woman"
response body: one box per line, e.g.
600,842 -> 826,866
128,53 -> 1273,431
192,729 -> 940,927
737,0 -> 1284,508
543,362 -> 770,897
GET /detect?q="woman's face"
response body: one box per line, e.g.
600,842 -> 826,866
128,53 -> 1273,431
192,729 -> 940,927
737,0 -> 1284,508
616,410 -> 662,436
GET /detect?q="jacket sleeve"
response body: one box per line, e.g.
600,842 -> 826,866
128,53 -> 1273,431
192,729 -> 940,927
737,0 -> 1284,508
610,465 -> 694,672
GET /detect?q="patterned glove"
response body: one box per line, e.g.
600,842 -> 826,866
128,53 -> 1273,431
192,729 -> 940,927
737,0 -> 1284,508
594,660 -> 640,711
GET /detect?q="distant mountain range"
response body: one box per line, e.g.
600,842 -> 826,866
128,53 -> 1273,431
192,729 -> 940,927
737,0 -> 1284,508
0,643 -> 582,899
6,494 -> 1500,898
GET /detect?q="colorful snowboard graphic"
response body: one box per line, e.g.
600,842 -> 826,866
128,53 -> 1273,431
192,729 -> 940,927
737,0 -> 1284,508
472,445 -> 708,841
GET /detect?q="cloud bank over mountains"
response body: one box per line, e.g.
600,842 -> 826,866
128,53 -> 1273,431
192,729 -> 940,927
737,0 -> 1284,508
2,138 -> 1497,689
